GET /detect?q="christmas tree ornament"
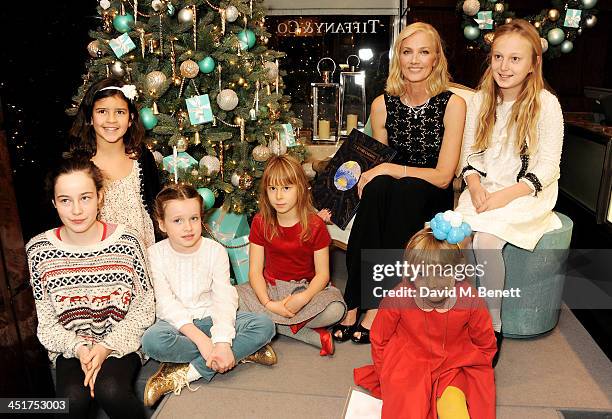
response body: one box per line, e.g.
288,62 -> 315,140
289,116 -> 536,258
560,40 -> 573,53
475,11 -> 493,29
483,32 -> 495,45
252,144 -> 271,162
547,9 -> 560,21
269,136 -> 287,155
110,60 -> 127,77
231,172 -> 241,187
238,173 -> 253,190
191,169 -> 199,176
113,13 -> 134,33
534,21 -> 542,29
463,26 -> 480,40
167,3 -> 175,15
225,6 -> 239,22
217,89 -> 239,111
152,101 -> 159,114
133,0 -> 139,23
180,59 -> 200,78
263,61 -> 278,81
505,17 -> 513,24
237,29 -> 256,50
581,0 -> 597,9
199,155 -> 221,175
176,136 -> 189,152
198,56 -> 216,74
540,38 -> 549,53
249,108 -> 257,120
178,7 -> 193,23
151,0 -> 165,12
99,0 -> 111,10
191,5 -> 197,50
547,27 -> 565,45
585,14 -> 597,28
563,9 -> 582,28
140,107 -> 158,129
109,33 -> 136,58
87,40 -> 104,57
152,150 -> 163,164
462,0 -> 480,16
193,131 -> 201,145
197,187 -> 216,209
145,71 -> 167,93
493,3 -> 504,13
186,94 -> 213,124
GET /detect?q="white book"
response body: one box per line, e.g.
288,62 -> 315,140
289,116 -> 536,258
342,387 -> 382,419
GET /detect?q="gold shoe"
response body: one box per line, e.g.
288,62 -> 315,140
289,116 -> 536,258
143,362 -> 199,407
240,344 -> 277,366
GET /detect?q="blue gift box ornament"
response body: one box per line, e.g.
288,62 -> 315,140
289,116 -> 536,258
162,152 -> 198,174
186,94 -> 214,125
279,123 -> 297,147
205,208 -> 250,243
109,33 -> 136,58
563,9 -> 582,28
475,11 -> 493,30
226,235 -> 250,285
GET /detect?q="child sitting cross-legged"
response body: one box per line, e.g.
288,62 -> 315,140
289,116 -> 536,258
354,221 -> 497,419
141,184 -> 276,406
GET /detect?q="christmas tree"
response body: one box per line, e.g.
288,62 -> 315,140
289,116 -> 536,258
68,0 -> 305,215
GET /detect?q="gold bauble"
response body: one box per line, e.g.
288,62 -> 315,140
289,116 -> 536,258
252,144 -> 271,162
505,17 -> 513,24
173,76 -> 182,85
484,32 -> 495,45
145,71 -> 167,93
180,59 -> 199,78
534,21 -> 542,29
547,9 -> 560,21
233,116 -> 243,125
494,3 -> 505,13
176,137 -> 188,152
87,40 -> 103,57
238,173 -> 254,190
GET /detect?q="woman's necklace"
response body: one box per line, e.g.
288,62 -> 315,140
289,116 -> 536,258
400,93 -> 430,120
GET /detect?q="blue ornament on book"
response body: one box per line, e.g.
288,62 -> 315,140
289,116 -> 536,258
428,210 -> 471,244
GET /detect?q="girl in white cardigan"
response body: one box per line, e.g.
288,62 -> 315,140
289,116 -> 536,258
141,184 -> 276,406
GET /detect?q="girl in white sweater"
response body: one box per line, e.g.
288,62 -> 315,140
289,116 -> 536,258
141,184 -> 276,406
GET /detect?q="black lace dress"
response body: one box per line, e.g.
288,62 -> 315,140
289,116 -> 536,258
344,91 -> 455,310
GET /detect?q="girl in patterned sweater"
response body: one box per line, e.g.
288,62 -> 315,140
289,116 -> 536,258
26,155 -> 155,419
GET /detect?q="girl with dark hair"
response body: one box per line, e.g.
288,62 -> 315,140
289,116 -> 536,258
26,155 -> 155,419
69,77 -> 161,247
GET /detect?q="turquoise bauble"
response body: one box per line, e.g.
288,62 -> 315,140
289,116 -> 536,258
560,40 -> 573,54
139,108 -> 158,130
113,13 -> 134,33
238,29 -> 256,50
463,25 -> 480,41
581,0 -> 597,9
198,56 -> 216,74
547,28 -> 565,46
197,188 -> 215,210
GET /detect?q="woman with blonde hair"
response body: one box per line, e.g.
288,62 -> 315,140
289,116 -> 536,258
333,22 -> 466,344
455,19 -> 564,365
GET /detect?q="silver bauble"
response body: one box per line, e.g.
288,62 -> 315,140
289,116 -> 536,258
547,9 -> 560,21
87,40 -> 103,57
225,6 -> 239,22
560,40 -> 573,54
217,89 -> 239,111
585,14 -> 597,28
269,138 -> 287,155
180,59 -> 199,78
110,61 -> 126,77
151,0 -> 164,11
581,0 -> 598,10
199,155 -> 221,175
145,71 -> 167,93
152,150 -> 163,164
252,144 -> 271,162
178,7 -> 194,24
547,28 -> 565,46
540,38 -> 549,53
462,0 -> 480,16
231,172 -> 241,187
176,137 -> 188,152
263,61 -> 278,82
494,2 -> 504,13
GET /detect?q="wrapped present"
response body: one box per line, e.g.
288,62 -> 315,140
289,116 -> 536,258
280,123 -> 297,147
563,9 -> 582,28
475,11 -> 493,30
109,33 -> 136,58
205,207 -> 250,242
226,235 -> 250,285
186,94 -> 213,125
162,151 -> 198,174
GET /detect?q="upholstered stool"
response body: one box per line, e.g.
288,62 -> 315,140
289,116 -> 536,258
501,212 -> 573,338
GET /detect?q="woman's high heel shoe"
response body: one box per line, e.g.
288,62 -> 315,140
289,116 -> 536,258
332,310 -> 360,342
350,324 -> 371,344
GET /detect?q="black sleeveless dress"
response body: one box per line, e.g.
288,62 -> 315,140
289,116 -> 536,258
344,91 -> 455,310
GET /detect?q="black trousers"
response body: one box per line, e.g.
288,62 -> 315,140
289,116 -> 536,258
344,175 -> 453,310
55,352 -> 145,419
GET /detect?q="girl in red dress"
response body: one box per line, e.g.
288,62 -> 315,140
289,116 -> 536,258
354,228 -> 496,418
236,155 -> 346,355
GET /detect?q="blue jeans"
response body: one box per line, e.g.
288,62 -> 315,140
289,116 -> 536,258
141,312 -> 275,381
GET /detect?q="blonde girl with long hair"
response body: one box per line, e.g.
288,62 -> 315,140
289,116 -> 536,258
236,155 -> 346,355
335,22 -> 466,344
455,19 -> 564,366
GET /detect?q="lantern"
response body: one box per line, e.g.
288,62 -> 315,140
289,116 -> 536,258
311,58 -> 341,142
340,55 -> 367,138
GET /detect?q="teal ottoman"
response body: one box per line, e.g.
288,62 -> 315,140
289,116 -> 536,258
501,212 -> 573,338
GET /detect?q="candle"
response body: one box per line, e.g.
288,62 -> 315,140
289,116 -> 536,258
318,120 -> 330,139
346,114 -> 358,134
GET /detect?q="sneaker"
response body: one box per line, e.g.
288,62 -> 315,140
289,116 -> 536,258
143,363 -> 199,407
240,344 -> 277,366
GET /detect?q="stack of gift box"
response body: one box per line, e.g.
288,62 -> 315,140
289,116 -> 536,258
204,208 -> 250,285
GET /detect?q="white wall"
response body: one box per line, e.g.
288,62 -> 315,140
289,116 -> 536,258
263,0 -> 399,15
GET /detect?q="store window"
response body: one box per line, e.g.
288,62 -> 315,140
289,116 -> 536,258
266,15 -> 393,140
